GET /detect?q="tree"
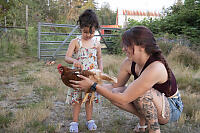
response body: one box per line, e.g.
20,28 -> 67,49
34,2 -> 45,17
96,2 -> 117,25
160,0 -> 200,37
0,0 -> 15,25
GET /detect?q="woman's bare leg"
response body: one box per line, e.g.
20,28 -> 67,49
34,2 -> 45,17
134,89 -> 170,133
108,86 -> 146,129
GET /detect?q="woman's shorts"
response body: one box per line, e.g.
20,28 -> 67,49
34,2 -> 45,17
168,92 -> 183,122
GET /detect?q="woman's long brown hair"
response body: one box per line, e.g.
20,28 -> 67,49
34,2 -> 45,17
122,26 -> 172,95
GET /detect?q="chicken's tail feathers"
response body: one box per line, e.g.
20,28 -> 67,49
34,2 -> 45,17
100,73 -> 117,83
89,69 -> 117,83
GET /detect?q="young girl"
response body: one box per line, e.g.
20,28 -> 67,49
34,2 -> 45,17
64,9 -> 102,132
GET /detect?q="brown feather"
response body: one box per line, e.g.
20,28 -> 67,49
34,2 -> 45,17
58,65 -> 117,104
60,66 -> 95,88
58,65 -> 116,89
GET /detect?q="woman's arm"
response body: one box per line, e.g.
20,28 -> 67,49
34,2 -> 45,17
71,61 -> 167,105
118,61 -> 168,104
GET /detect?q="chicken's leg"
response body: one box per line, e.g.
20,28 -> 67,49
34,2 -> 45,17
81,92 -> 95,105
90,92 -> 95,104
82,93 -> 89,105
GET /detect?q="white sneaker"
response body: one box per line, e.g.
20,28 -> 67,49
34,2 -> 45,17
86,120 -> 97,131
69,122 -> 78,132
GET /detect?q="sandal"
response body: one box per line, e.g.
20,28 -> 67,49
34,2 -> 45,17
69,122 -> 79,132
134,123 -> 147,133
86,120 -> 97,131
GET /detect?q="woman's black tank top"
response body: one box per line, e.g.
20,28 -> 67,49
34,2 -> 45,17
131,55 -> 177,97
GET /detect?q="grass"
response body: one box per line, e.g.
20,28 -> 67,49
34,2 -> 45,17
102,54 -> 125,76
25,120 -> 56,133
181,92 -> 200,120
0,111 -> 13,128
168,45 -> 200,70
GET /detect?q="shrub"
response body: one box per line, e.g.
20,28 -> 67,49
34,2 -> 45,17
158,41 -> 173,56
0,29 -> 26,58
105,30 -> 123,55
168,46 -> 200,70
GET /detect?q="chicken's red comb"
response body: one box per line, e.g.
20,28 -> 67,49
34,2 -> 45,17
57,64 -> 62,69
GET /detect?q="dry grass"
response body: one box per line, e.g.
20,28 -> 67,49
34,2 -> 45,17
7,85 -> 34,100
181,92 -> 200,121
0,45 -> 200,132
168,45 -> 200,70
102,54 -> 125,76
31,65 -> 67,102
8,107 -> 50,132
167,46 -> 200,92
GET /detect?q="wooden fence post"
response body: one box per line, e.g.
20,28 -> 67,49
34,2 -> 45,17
25,5 -> 29,46
38,22 -> 41,60
4,16 -> 7,32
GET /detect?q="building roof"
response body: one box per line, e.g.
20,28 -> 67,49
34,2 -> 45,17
122,10 -> 161,17
100,25 -> 120,28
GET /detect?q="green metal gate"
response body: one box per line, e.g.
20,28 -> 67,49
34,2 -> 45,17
37,22 -> 120,60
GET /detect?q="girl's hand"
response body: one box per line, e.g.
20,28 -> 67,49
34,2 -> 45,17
73,60 -> 83,70
70,75 -> 94,92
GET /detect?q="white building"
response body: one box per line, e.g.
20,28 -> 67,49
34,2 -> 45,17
116,9 -> 161,28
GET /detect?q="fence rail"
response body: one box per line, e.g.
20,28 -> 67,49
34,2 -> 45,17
38,22 -> 120,60
0,26 -> 26,29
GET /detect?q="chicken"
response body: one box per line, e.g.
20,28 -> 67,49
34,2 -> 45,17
57,64 -> 117,104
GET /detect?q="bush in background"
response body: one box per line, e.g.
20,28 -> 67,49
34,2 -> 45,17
169,45 -> 200,70
105,30 -> 124,55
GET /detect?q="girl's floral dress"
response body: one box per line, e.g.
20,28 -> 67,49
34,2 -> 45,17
67,36 -> 100,104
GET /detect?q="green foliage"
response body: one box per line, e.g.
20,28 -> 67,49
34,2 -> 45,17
0,0 -> 99,27
128,18 -> 161,34
157,41 -> 173,55
96,3 -> 117,25
156,33 -> 178,55
0,29 -> 24,58
26,27 -> 38,57
127,0 -> 200,52
127,19 -> 144,28
0,0 -> 15,18
159,0 -> 200,44
105,30 -> 123,55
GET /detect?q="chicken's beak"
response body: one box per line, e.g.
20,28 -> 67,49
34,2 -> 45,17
58,68 -> 63,74
57,64 -> 63,74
